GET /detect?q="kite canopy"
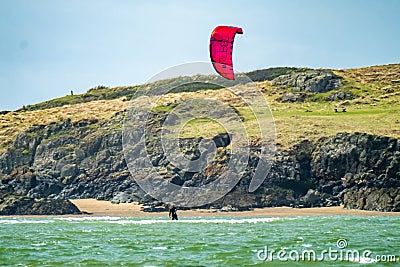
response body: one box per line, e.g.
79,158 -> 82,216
209,26 -> 243,80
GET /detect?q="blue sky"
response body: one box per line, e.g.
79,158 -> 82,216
1,0 -> 399,110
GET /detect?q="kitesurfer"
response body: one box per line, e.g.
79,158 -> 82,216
169,204 -> 178,220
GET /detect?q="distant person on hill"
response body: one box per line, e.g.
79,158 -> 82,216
169,204 -> 178,220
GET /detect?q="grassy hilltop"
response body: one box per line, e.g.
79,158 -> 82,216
0,63 -> 399,152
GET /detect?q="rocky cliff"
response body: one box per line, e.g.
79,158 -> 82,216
1,64 -> 399,214
0,112 -> 398,213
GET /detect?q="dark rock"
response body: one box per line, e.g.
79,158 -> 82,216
212,133 -> 231,148
111,191 -> 139,204
343,188 -> 400,212
0,166 -> 37,195
220,205 -> 239,212
0,194 -> 81,215
300,189 -> 323,207
325,91 -> 354,101
279,92 -> 307,103
259,188 -> 296,207
61,164 -> 78,178
141,205 -> 168,212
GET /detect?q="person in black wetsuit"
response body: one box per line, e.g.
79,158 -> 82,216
169,204 -> 178,220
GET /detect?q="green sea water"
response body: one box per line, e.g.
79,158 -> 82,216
0,216 -> 399,266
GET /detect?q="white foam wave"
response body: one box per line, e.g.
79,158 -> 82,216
56,216 -> 121,221
152,246 -> 168,250
0,219 -> 54,224
31,242 -> 47,247
109,217 -> 280,225
0,217 -> 279,225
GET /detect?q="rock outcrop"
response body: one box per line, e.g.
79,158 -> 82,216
0,194 -> 81,215
272,70 -> 343,103
271,70 -> 342,93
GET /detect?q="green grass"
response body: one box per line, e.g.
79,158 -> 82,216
179,118 -> 227,139
151,103 -> 178,113
175,67 -> 400,149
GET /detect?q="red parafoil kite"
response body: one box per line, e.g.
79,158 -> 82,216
209,26 -> 243,80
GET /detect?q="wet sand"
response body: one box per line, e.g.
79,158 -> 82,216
69,199 -> 400,218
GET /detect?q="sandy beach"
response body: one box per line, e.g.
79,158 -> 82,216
67,199 -> 400,218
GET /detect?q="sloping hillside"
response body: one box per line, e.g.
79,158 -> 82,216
1,64 -> 399,152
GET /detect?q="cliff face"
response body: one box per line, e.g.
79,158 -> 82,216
312,133 -> 400,211
1,113 -> 398,213
1,64 -> 399,214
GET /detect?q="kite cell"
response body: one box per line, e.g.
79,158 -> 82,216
209,26 -> 243,80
